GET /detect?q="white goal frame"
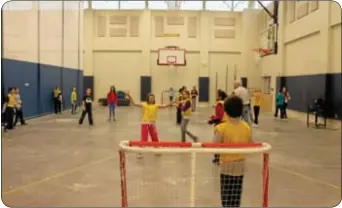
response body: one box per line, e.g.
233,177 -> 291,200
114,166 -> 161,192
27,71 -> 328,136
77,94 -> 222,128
119,141 -> 271,208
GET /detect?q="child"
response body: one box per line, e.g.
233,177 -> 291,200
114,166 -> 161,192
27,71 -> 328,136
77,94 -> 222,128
176,87 -> 184,125
274,89 -> 285,119
252,88 -> 262,127
190,86 -> 198,112
178,90 -> 198,142
71,87 -> 77,114
127,93 -> 172,158
2,88 -> 16,131
53,86 -> 61,114
208,89 -> 228,164
169,87 -> 174,103
57,90 -> 63,114
214,96 -> 252,207
14,88 -> 27,126
79,88 -> 94,125
107,85 -> 118,121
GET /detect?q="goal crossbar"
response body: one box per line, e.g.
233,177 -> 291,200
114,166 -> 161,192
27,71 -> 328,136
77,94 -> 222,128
119,141 -> 271,154
119,141 -> 271,208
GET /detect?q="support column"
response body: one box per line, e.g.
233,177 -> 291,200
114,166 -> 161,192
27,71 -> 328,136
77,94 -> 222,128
199,12 -> 209,77
140,10 -> 152,76
83,10 -> 94,76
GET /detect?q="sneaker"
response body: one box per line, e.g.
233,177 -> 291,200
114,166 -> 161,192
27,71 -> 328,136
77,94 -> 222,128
137,153 -> 143,159
252,123 -> 259,128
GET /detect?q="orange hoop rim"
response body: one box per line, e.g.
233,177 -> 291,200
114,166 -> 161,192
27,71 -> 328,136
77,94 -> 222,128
252,48 -> 272,54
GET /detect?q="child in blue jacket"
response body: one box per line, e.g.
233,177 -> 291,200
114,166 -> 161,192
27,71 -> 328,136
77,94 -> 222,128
274,89 -> 285,119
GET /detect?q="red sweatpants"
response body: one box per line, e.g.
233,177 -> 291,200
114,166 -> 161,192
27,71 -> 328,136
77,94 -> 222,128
141,123 -> 159,142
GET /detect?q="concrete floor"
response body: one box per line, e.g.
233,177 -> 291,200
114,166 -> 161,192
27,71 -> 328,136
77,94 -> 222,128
2,106 -> 341,207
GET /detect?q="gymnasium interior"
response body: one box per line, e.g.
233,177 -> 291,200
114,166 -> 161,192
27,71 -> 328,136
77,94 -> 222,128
1,1 -> 341,207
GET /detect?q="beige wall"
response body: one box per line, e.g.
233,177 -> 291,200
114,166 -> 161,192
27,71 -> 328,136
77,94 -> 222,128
258,1 -> 341,110
3,1 -> 83,70
83,9 -> 261,102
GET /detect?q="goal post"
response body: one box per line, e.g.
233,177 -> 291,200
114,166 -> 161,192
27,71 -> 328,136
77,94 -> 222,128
119,141 -> 271,207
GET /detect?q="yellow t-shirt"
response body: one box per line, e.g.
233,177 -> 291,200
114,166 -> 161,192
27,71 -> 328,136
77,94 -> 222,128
54,89 -> 61,98
71,91 -> 77,102
7,94 -> 16,108
142,103 -> 158,123
181,99 -> 192,117
215,119 -> 251,163
253,91 -> 262,106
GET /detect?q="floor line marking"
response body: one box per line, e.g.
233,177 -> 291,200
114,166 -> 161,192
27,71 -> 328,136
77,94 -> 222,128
3,155 -> 116,195
271,165 -> 341,190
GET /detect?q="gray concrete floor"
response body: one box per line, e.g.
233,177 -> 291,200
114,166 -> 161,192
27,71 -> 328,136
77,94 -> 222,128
1,106 -> 341,207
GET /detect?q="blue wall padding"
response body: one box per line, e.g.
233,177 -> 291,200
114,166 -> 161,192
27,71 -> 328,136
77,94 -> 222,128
2,58 -> 83,118
276,73 -> 342,120
62,68 -> 79,109
2,58 -> 40,118
39,64 -> 62,114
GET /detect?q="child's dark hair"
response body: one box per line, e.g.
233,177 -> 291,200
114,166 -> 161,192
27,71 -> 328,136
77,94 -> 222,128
218,90 -> 227,101
146,93 -> 155,104
110,85 -> 116,93
224,96 -> 243,118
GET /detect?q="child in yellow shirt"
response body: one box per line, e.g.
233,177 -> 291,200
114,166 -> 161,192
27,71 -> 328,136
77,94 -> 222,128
252,88 -> 262,126
71,87 -> 77,114
127,93 -> 172,157
213,96 -> 252,207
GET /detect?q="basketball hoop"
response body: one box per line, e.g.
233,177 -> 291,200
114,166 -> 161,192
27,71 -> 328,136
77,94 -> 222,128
252,48 -> 272,65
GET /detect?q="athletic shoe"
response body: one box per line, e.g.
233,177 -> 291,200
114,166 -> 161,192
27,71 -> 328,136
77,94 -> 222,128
252,123 -> 259,128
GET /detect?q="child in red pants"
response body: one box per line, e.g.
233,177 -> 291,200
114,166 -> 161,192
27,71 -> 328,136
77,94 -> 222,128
127,93 -> 172,158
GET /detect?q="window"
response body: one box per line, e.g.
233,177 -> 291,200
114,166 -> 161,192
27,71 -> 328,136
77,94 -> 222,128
148,1 -> 168,10
39,1 -> 63,10
3,1 -> 33,10
120,1 -> 145,9
255,1 -> 273,9
180,1 -> 203,10
205,1 -> 231,11
232,1 -> 249,11
64,1 -> 80,10
83,1 -> 89,9
92,1 -> 119,9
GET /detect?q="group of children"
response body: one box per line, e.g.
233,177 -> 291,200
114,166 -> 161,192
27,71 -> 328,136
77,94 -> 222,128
126,86 -> 199,149
2,87 -> 27,132
275,86 -> 291,119
126,82 -> 264,207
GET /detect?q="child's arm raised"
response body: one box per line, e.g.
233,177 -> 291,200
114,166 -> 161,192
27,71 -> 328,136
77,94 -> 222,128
127,93 -> 143,107
157,103 -> 173,109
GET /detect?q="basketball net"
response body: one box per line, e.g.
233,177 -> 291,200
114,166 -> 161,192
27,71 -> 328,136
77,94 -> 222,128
253,49 -> 261,65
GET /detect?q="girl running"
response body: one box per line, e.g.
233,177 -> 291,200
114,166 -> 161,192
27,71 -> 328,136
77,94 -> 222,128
107,86 -> 118,121
208,89 -> 228,164
127,93 -> 172,158
177,90 -> 198,143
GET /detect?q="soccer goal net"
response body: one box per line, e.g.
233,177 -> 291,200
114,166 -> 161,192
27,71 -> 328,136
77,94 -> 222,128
119,141 -> 271,207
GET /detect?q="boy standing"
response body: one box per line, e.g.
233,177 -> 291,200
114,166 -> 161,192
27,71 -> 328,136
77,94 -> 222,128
71,87 -> 77,114
79,88 -> 93,125
252,89 -> 262,127
214,96 -> 252,207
